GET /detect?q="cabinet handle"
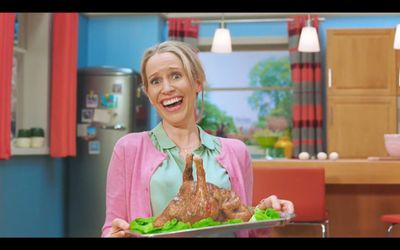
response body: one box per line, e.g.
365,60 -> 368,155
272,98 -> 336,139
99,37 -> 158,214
398,68 -> 400,87
328,68 -> 332,88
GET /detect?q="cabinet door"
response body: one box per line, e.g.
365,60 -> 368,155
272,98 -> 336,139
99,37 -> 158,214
327,29 -> 396,96
396,50 -> 400,95
327,96 -> 397,158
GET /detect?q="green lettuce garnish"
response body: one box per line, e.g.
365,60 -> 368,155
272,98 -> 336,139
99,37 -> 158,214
249,208 -> 281,222
130,217 -> 160,234
161,218 -> 191,232
222,218 -> 243,225
191,218 -> 222,228
130,208 -> 280,234
130,216 -> 243,234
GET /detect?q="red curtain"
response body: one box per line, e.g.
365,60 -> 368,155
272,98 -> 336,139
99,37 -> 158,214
168,18 -> 199,48
288,15 -> 324,158
50,13 -> 78,157
0,13 -> 16,160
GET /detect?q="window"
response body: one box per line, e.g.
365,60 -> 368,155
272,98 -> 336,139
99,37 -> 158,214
11,13 -> 51,155
198,50 -> 292,157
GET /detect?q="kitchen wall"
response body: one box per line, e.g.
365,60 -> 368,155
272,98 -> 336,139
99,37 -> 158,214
0,157 -> 65,237
2,13 -> 400,237
78,15 -> 89,68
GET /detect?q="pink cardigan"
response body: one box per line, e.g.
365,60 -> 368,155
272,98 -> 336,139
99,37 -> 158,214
101,131 -> 269,237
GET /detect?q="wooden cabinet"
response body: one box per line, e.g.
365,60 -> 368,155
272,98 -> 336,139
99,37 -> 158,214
396,50 -> 400,95
328,96 -> 397,158
327,29 -> 397,96
327,29 -> 398,158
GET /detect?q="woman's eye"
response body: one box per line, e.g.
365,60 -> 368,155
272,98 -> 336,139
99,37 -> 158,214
172,73 -> 181,80
150,79 -> 160,85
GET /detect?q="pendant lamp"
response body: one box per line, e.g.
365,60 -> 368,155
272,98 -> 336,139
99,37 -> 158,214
211,15 -> 232,53
298,14 -> 320,53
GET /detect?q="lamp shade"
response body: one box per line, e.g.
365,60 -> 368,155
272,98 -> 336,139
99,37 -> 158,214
298,26 -> 320,52
211,28 -> 232,53
394,24 -> 400,49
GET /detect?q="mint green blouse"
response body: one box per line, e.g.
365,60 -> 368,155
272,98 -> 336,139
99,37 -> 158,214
149,122 -> 232,218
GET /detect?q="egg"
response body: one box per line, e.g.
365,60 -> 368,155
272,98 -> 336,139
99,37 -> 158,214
317,152 -> 328,160
298,152 -> 310,160
329,152 -> 339,160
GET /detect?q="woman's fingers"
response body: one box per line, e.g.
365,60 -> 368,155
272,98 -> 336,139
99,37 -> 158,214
280,199 -> 295,214
269,195 -> 282,210
257,195 -> 279,210
256,196 -> 295,214
109,218 -> 130,238
110,230 -> 127,238
112,218 -> 130,229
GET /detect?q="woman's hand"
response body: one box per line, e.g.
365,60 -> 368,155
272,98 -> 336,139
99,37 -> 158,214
255,195 -> 295,215
107,218 -> 130,238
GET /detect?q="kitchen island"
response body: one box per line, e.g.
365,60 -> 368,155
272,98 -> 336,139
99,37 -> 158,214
252,159 -> 400,237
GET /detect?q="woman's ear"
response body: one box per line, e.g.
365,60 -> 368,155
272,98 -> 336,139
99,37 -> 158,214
141,85 -> 153,105
141,85 -> 147,95
195,80 -> 203,93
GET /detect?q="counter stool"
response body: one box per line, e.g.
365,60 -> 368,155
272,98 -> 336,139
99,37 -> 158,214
252,167 -> 328,237
381,214 -> 400,237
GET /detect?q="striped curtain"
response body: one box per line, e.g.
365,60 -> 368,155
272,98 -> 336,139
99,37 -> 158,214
288,15 -> 324,158
168,18 -> 199,48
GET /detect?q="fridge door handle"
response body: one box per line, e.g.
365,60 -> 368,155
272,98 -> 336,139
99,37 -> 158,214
100,124 -> 126,131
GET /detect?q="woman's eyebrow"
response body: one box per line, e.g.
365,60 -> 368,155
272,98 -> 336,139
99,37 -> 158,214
148,66 -> 182,78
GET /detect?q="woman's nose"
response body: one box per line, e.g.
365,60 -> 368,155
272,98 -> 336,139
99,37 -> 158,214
161,80 -> 174,93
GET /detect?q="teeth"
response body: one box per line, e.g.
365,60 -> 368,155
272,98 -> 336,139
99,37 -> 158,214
162,97 -> 182,106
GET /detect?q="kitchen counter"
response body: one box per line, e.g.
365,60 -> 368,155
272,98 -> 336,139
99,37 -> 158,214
252,158 -> 400,184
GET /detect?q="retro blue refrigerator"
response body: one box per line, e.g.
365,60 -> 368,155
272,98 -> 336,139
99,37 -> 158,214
66,66 -> 149,237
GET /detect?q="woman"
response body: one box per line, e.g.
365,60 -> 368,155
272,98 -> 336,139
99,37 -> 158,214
102,40 -> 294,237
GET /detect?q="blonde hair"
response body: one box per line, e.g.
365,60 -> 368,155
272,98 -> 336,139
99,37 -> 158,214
140,40 -> 205,123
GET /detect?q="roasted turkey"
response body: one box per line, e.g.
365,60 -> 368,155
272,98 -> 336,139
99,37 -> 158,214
153,154 -> 255,227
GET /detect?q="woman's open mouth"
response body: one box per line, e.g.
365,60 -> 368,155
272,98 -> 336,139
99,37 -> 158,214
161,97 -> 183,112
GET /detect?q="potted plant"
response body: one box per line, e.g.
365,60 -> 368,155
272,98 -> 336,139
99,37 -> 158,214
15,128 -> 31,148
30,127 -> 45,148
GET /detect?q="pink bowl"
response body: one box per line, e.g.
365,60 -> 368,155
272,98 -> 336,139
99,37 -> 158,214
384,134 -> 400,158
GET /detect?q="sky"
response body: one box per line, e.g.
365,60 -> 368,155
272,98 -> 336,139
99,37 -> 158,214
198,51 -> 288,131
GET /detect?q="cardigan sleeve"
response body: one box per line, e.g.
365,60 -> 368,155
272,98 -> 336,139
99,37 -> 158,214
222,139 -> 269,237
242,145 -> 253,206
101,144 -> 128,237
239,141 -> 271,237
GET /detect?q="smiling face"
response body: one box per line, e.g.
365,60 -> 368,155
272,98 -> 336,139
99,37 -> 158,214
145,52 -> 201,127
